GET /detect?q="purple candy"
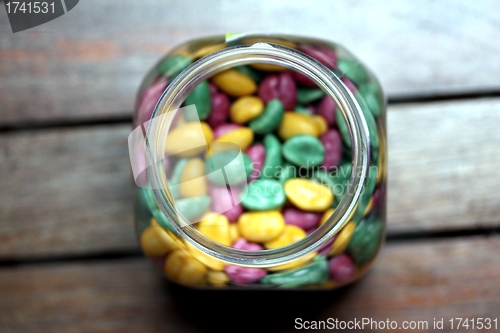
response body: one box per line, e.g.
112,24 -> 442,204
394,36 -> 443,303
213,123 -> 242,139
209,185 -> 243,222
328,254 -> 356,283
258,73 -> 297,110
209,83 -> 218,94
207,92 -> 230,128
318,236 -> 337,256
136,76 -> 168,128
292,71 -> 316,87
342,77 -> 358,93
300,45 -> 337,69
224,265 -> 267,284
232,238 -> 264,251
321,129 -> 343,170
317,95 -> 337,126
283,208 -> 321,230
245,144 -> 266,181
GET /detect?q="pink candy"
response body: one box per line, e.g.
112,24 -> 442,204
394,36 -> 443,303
136,76 -> 168,128
317,95 -> 336,126
213,123 -> 242,139
317,236 -> 336,256
258,72 -> 297,110
321,129 -> 342,170
245,144 -> 266,181
207,92 -> 230,128
328,254 -> 356,283
209,185 -> 243,222
224,265 -> 267,284
300,45 -> 337,69
342,77 -> 358,93
283,208 -> 321,230
232,238 -> 264,251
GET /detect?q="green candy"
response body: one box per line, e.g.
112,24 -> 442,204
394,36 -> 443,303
294,105 -> 312,115
261,134 -> 282,179
352,164 -> 378,222
168,159 -> 189,199
313,163 -> 352,206
174,196 -> 212,222
359,82 -> 382,117
297,88 -> 325,104
337,58 -> 368,86
241,179 -> 286,211
184,81 -> 211,121
282,135 -> 325,167
336,92 -> 379,149
347,217 -> 384,264
158,54 -> 192,78
152,208 -> 177,234
249,99 -> 284,135
234,65 -> 262,83
140,187 -> 158,213
261,256 -> 329,288
279,163 -> 296,183
205,151 -> 252,185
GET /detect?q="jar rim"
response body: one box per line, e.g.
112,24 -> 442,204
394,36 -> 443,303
146,42 -> 371,267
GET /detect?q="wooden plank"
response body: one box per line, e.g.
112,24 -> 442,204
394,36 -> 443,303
1,0 -> 500,124
1,99 -> 500,259
0,236 -> 498,333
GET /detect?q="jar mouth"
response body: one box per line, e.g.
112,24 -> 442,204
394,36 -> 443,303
146,42 -> 370,267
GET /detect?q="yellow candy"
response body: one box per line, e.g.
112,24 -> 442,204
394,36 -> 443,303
164,250 -> 207,286
230,96 -> 264,124
264,225 -> 307,249
238,211 -> 285,243
363,197 -> 373,217
229,223 -> 240,243
329,221 -> 356,257
165,122 -> 213,157
140,225 -> 178,257
197,213 -> 231,246
209,127 -> 254,155
193,43 -> 227,58
284,179 -> 333,212
240,38 -> 297,49
180,158 -> 207,198
312,115 -> 328,135
250,63 -> 288,72
211,70 -> 257,97
277,113 -> 320,140
319,208 -> 335,226
184,241 -> 226,271
150,217 -> 185,248
268,252 -> 316,272
206,270 -> 230,286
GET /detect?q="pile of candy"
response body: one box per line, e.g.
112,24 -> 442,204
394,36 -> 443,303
134,37 -> 386,289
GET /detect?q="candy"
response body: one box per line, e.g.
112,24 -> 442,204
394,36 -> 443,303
205,150 -> 252,185
232,238 -> 264,251
234,65 -> 262,83
158,54 -> 192,78
164,250 -> 207,286
328,254 -> 356,283
185,241 -> 225,271
337,58 -> 368,86
311,115 -> 328,135
261,256 -> 328,288
245,144 -> 265,181
229,224 -> 241,243
347,217 -> 384,264
211,69 -> 257,97
165,122 -> 213,157
229,96 -> 264,124
317,95 -> 336,126
238,210 -> 285,243
209,185 -> 244,222
297,88 -> 325,104
224,265 -> 267,284
328,221 -> 356,257
320,129 -> 342,170
282,134 -> 325,167
207,92 -> 230,128
258,73 -> 297,109
213,123 -> 242,139
283,208 -> 321,230
184,81 -> 211,121
284,178 -> 333,212
241,179 -> 286,211
261,134 -> 282,179
179,158 -> 207,198
264,224 -> 306,249
140,225 -> 178,257
212,127 -> 254,152
277,113 -> 320,140
197,213 -> 231,246
359,81 -> 382,117
168,159 -> 189,199
175,196 -> 211,221
319,208 -> 335,226
248,99 -> 285,135
207,270 -> 230,286
300,45 -> 337,69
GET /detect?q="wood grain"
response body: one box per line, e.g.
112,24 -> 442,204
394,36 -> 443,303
1,99 -> 500,259
0,236 -> 498,333
1,0 -> 500,125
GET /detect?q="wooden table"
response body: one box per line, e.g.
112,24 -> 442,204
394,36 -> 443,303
1,1 -> 500,332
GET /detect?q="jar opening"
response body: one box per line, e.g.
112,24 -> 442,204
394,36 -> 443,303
146,42 -> 371,267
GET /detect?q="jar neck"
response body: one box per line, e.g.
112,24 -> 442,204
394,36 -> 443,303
146,42 -> 371,268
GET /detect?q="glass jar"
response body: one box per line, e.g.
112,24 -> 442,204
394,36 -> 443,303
130,33 -> 386,289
